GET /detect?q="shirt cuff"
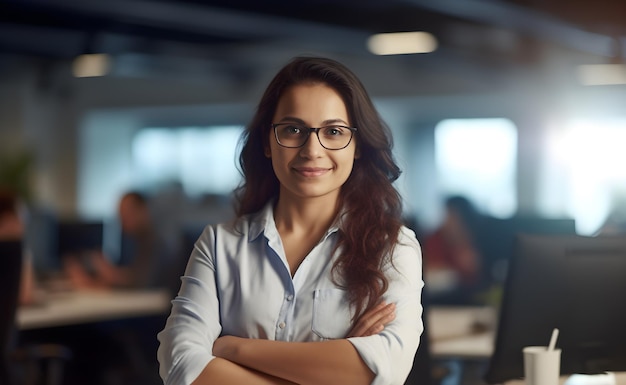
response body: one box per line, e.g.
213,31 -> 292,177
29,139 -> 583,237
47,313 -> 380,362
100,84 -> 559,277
347,336 -> 392,385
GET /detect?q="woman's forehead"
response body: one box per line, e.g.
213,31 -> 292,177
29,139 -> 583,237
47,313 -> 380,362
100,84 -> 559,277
273,83 -> 349,125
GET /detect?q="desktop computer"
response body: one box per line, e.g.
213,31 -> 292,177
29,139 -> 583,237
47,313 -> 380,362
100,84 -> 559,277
485,234 -> 626,384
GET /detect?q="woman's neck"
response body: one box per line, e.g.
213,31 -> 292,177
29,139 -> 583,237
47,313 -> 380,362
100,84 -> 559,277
273,194 -> 340,237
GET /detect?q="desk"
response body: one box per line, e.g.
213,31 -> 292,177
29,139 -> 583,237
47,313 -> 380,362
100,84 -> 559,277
428,305 -> 496,359
427,306 -> 626,385
17,289 -> 172,330
504,372 -> 626,385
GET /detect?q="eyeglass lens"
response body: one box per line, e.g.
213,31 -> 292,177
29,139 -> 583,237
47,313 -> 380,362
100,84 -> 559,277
274,124 -> 354,149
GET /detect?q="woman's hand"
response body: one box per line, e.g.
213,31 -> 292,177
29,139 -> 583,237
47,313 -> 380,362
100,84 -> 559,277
213,335 -> 241,361
347,301 -> 396,337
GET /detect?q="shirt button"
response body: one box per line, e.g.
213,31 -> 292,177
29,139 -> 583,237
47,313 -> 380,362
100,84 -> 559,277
279,322 -> 286,329
286,295 -> 294,301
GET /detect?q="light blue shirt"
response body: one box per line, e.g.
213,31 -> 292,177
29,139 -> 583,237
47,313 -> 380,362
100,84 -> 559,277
157,202 -> 424,385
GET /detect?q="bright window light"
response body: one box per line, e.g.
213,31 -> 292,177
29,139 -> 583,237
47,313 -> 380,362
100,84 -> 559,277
541,118 -> 626,234
179,128 -> 243,195
435,118 -> 518,218
133,126 -> 243,196
367,31 -> 438,55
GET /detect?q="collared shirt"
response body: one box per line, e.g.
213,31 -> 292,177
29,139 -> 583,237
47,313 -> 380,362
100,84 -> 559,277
157,202 -> 424,385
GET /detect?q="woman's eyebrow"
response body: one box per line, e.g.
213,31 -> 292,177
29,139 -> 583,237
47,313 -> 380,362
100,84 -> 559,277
276,116 -> 306,124
276,117 -> 350,126
321,118 -> 350,126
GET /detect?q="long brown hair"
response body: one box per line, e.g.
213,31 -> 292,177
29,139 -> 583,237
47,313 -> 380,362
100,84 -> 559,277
235,56 -> 403,318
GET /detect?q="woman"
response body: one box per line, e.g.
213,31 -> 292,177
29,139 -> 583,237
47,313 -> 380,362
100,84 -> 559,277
157,56 -> 424,385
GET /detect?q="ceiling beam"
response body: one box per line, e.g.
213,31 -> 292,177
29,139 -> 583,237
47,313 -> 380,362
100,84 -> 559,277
5,0 -> 373,54
404,0 -> 620,58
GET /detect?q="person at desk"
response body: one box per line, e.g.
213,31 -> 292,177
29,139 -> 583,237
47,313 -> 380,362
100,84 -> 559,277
64,191 -> 177,291
423,195 -> 485,304
60,191 -> 177,384
157,56 -> 424,385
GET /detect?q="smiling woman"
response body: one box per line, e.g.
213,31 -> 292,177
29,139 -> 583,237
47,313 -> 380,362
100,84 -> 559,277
157,56 -> 424,385
266,83 -> 358,208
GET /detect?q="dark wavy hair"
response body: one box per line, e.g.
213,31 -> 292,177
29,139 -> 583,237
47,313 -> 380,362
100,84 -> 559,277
235,56 -> 403,319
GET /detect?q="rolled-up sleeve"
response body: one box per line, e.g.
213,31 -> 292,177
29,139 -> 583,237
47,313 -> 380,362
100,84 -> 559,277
157,226 -> 222,385
348,227 -> 424,385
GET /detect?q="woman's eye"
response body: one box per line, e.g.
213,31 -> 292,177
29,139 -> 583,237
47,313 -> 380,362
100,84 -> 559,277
325,126 -> 343,136
285,125 -> 302,134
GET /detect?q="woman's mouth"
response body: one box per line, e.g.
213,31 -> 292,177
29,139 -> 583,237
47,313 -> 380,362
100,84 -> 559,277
293,167 -> 330,177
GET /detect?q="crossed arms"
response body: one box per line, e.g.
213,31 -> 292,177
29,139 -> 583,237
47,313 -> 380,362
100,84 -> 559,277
192,302 -> 397,385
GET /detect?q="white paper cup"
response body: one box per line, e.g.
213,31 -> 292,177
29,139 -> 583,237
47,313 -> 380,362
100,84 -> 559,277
523,346 -> 561,385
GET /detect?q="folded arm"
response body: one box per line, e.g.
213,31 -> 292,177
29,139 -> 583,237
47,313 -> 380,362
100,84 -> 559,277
191,357 -> 298,385
206,302 -> 396,385
212,337 -> 373,385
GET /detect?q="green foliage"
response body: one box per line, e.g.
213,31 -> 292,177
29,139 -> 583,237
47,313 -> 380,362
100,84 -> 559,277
0,148 -> 35,202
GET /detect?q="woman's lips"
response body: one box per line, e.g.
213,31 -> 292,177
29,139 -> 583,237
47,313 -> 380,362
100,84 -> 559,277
293,167 -> 330,177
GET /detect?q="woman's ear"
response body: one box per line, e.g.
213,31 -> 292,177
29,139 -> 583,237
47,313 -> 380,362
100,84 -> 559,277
264,146 -> 271,158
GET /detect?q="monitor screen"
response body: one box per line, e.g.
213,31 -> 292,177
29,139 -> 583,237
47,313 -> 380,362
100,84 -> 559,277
484,234 -> 626,384
56,220 -> 104,259
479,216 -> 577,284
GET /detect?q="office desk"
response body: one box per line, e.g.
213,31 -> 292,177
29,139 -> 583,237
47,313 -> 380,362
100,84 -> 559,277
17,289 -> 172,330
504,372 -> 626,385
427,307 -> 626,385
428,305 -> 496,359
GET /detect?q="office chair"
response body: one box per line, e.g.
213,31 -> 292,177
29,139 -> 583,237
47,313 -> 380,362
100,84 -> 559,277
0,240 -> 72,385
1,240 -> 22,385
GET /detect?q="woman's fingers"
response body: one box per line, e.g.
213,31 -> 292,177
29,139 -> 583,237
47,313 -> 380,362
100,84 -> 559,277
348,302 -> 396,337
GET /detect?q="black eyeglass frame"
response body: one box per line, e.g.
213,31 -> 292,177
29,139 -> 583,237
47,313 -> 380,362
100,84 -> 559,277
271,123 -> 358,150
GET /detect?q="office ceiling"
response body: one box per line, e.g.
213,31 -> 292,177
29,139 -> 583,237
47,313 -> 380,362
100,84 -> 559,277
1,0 -> 625,96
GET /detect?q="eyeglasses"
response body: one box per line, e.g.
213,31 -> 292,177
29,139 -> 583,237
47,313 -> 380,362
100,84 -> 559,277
272,123 -> 357,150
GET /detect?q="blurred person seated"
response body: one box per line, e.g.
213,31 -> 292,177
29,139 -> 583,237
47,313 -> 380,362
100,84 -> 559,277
64,191 -> 179,292
0,187 -> 39,306
59,192 -> 177,384
423,195 -> 485,304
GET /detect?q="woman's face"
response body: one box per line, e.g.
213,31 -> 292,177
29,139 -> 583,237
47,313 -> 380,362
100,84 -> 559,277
267,83 -> 357,204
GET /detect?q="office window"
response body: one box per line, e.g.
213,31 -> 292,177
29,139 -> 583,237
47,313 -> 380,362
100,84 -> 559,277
541,118 -> 626,235
133,126 -> 243,196
434,118 -> 518,218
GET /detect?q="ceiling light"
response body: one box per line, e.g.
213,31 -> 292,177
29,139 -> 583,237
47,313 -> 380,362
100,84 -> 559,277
576,64 -> 626,86
367,31 -> 438,55
72,54 -> 111,78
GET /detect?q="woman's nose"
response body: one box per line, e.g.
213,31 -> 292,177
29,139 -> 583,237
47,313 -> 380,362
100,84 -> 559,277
298,131 -> 324,158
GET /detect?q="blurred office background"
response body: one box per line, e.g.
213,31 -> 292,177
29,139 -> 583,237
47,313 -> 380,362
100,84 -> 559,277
2,0 -> 626,232
1,0 -> 626,383
0,0 -> 626,290
3,0 -> 626,269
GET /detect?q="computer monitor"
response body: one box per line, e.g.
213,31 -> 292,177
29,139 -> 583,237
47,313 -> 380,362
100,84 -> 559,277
484,234 -> 626,384
56,220 -> 104,260
479,216 -> 577,285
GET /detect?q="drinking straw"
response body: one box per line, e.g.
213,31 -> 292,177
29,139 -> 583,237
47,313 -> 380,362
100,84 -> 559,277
548,328 -> 559,351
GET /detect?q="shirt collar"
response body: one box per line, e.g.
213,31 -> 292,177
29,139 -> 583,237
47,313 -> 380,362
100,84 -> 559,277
248,201 -> 275,242
247,200 -> 344,243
